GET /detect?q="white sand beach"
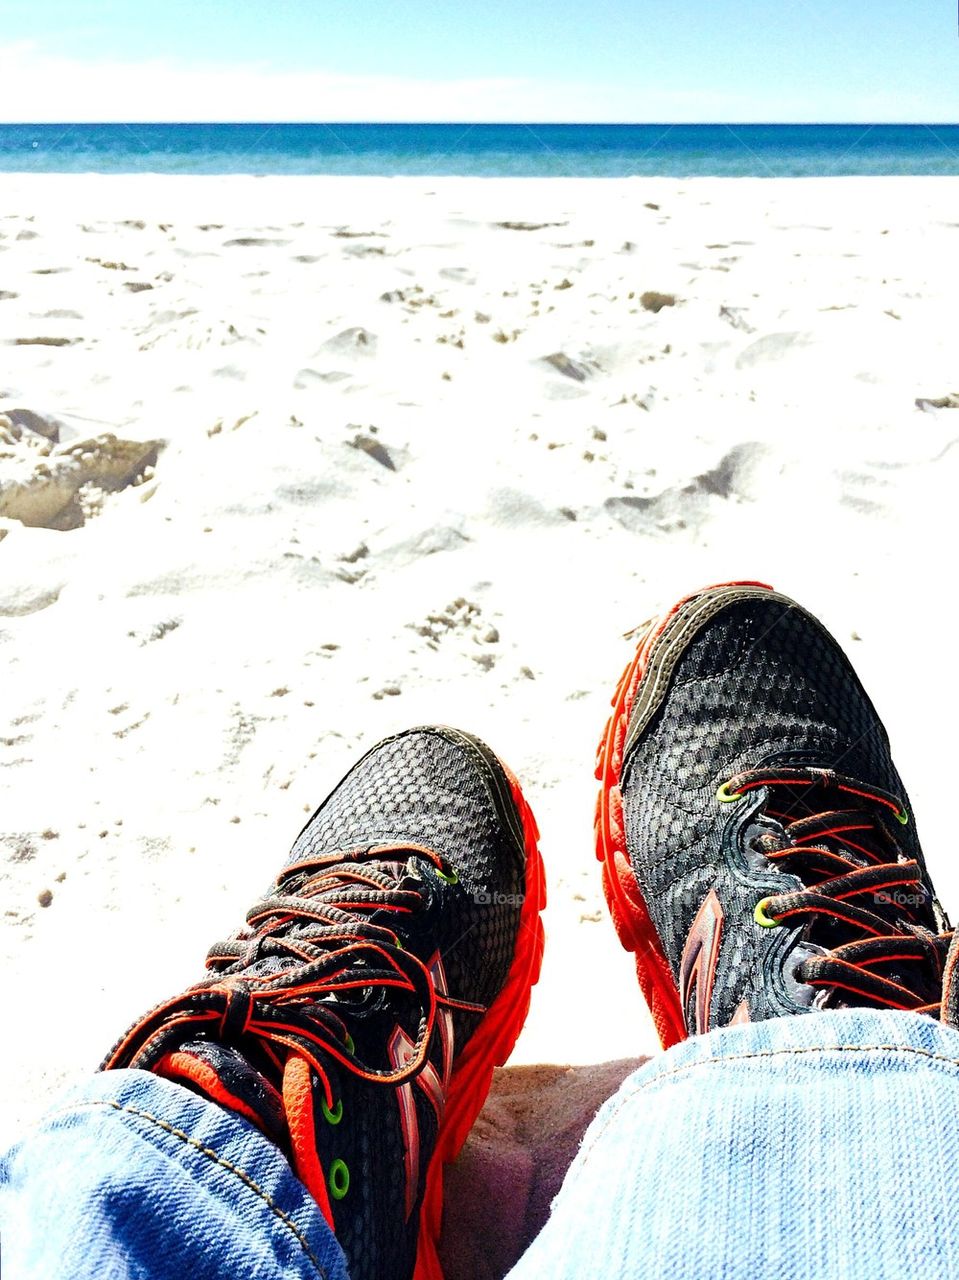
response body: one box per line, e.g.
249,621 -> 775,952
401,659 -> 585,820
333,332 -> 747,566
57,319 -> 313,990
3,175 -> 959,1229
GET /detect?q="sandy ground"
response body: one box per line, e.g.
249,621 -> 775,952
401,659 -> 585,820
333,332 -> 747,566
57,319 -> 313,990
2,174 -> 959,1165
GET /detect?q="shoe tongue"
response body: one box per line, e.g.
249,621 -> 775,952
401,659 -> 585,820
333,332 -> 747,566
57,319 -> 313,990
155,1040 -> 288,1146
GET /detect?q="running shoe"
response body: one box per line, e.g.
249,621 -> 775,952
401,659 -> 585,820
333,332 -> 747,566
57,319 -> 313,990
595,581 -> 950,1048
103,725 -> 545,1280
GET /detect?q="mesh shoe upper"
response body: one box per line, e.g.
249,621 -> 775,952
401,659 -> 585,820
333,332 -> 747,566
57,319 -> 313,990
102,725 -> 541,1280
620,585 -> 949,1033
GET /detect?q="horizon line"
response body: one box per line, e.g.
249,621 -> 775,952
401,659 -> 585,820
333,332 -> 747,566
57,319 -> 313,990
2,120 -> 958,128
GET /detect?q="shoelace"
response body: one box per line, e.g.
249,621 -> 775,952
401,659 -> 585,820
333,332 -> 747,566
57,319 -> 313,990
719,765 -> 952,1014
102,842 -> 485,1102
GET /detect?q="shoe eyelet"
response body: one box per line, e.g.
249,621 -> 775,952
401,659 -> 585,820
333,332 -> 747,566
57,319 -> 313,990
435,863 -> 459,885
716,781 -> 744,804
343,1032 -> 355,1055
895,807 -> 909,826
329,1157 -> 350,1199
754,898 -> 780,928
322,1097 -> 343,1126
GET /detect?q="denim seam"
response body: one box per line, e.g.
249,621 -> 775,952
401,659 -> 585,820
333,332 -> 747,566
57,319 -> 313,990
580,1041 -> 959,1166
49,1099 -> 330,1279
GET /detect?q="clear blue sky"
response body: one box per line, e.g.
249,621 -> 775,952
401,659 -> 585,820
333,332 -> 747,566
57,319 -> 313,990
0,0 -> 957,122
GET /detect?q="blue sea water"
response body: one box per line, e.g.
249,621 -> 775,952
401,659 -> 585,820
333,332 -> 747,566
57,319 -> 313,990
0,123 -> 957,177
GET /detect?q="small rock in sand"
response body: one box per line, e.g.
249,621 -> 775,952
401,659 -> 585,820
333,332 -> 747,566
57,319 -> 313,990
541,352 -> 592,382
639,291 -> 677,313
349,433 -> 395,471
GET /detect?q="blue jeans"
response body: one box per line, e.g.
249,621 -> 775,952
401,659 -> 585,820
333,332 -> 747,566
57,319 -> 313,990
4,1009 -> 959,1279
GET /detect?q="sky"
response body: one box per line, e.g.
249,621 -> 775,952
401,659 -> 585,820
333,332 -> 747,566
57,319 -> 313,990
0,0 -> 957,123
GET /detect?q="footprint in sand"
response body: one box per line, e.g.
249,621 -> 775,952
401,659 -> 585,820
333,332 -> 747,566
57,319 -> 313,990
138,315 -> 248,352
294,368 -> 351,388
735,332 -> 812,369
223,237 -> 292,248
408,597 -> 500,669
319,327 -> 378,358
838,466 -> 891,516
606,443 -> 772,533
339,242 -> 387,258
330,228 -> 388,240
438,267 -> 476,284
493,220 -> 569,232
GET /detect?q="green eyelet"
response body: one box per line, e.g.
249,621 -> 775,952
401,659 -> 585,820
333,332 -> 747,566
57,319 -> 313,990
329,1158 -> 350,1200
754,898 -> 780,928
343,1032 -> 355,1055
716,781 -> 744,804
321,1097 -> 343,1126
895,808 -> 909,826
436,864 -> 459,884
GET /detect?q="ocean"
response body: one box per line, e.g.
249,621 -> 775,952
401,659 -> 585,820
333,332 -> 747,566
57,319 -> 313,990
0,123 -> 957,177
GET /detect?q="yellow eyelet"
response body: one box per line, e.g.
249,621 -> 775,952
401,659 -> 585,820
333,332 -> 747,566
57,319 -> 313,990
895,808 -> 909,826
343,1032 -> 355,1055
716,781 -> 744,803
322,1097 -> 343,1126
436,864 -> 459,884
329,1158 -> 350,1199
754,898 -> 780,928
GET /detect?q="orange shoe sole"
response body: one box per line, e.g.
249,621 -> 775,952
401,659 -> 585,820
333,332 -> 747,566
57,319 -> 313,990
593,581 -> 771,1050
414,749 -> 546,1280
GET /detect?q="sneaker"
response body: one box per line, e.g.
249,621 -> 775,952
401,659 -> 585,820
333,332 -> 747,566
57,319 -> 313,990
103,725 -> 545,1280
595,581 -> 950,1048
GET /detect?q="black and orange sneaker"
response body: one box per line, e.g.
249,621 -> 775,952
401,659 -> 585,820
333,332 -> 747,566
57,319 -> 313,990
595,581 -> 951,1049
103,725 -> 544,1280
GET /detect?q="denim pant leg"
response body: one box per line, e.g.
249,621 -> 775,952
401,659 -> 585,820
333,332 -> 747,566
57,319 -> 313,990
507,1008 -> 959,1279
0,1069 -> 349,1280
